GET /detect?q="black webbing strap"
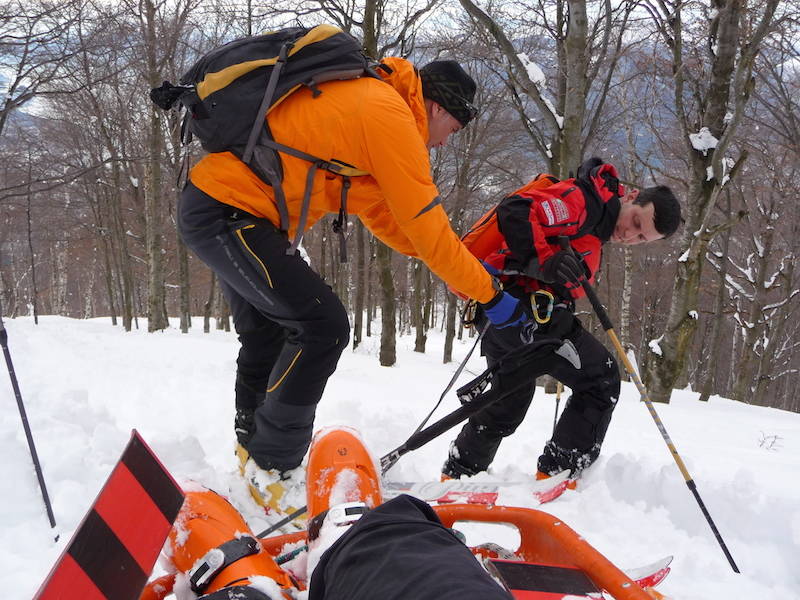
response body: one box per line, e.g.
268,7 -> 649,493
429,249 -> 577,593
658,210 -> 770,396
188,535 -> 260,594
243,42 -> 293,165
288,161 -> 320,255
259,137 -> 348,173
332,176 -> 351,263
256,137 -> 354,257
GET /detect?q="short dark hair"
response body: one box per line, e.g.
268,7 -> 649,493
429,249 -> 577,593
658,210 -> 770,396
634,185 -> 682,238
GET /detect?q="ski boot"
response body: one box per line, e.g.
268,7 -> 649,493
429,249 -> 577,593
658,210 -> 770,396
167,488 -> 296,599
305,427 -> 382,568
306,427 -> 382,520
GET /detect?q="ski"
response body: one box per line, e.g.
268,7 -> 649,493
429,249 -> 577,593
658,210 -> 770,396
624,555 -> 672,589
384,470 -> 571,505
35,430 -> 185,600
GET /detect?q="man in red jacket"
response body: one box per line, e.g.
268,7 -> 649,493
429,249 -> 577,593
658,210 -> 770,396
441,158 -> 682,482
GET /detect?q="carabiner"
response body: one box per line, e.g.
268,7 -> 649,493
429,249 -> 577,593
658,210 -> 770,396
531,290 -> 555,324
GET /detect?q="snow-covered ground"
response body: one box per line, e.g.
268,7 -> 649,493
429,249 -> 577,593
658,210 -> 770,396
2,316 -> 799,599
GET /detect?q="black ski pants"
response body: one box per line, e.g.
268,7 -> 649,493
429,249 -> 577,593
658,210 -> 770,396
309,494 -> 512,600
178,182 -> 349,471
448,306 -> 620,476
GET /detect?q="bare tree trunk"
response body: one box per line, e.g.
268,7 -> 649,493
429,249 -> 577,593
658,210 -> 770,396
101,238 -> 118,325
366,236 -> 374,337
25,173 -> 39,324
50,241 -> 68,315
443,292 -> 458,363
83,255 -> 96,319
558,0 -> 589,175
214,282 -> 230,332
733,210 -> 776,403
204,271 -> 216,334
413,260 -> 428,353
143,0 -> 168,332
377,241 -> 396,366
352,221 -> 366,349
177,230 -> 191,333
699,225 -> 732,403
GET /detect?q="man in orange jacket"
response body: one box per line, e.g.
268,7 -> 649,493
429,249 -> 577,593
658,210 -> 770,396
177,58 -> 529,516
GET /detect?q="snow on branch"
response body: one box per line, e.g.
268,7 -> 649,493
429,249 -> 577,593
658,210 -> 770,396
648,335 -> 663,356
517,53 -> 564,129
727,256 -> 755,283
725,273 -> 753,300
689,127 -> 719,155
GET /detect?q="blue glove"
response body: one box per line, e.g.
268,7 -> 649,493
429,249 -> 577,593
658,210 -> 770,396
480,260 -> 502,276
480,291 -> 529,329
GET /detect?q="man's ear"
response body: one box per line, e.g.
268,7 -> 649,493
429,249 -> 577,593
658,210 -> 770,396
622,189 -> 639,204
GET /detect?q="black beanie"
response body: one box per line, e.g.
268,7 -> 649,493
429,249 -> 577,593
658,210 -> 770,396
419,60 -> 478,127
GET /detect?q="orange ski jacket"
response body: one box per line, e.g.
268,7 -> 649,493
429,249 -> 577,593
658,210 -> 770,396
189,57 -> 496,304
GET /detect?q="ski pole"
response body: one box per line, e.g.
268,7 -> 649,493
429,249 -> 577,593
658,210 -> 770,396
553,381 -> 563,434
0,308 -> 57,534
409,320 -> 489,437
557,237 -> 740,573
380,337 -> 578,474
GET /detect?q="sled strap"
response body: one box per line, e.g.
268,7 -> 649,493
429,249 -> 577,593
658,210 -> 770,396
188,535 -> 261,594
243,42 -> 293,165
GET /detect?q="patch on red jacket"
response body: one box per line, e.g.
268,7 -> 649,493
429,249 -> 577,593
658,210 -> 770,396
550,198 -> 570,221
541,201 -> 556,225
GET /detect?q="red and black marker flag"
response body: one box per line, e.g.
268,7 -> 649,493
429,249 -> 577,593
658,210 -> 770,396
36,430 -> 185,600
488,560 -> 604,600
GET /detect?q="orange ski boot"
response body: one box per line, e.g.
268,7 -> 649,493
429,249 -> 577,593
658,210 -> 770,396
167,488 -> 297,598
306,427 -> 383,520
305,427 -> 382,559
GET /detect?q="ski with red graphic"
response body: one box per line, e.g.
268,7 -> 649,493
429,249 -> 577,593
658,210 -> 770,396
383,470 -> 572,505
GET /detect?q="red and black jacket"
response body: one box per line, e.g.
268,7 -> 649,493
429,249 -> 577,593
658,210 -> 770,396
483,158 -> 623,301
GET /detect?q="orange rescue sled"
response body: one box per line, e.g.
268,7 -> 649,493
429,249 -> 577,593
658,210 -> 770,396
140,428 -> 666,600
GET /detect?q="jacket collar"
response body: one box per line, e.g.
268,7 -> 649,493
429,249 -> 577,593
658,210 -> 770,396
377,57 -> 429,142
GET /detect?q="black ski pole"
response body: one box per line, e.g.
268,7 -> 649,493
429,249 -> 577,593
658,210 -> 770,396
380,337 -> 576,474
558,237 -> 740,574
0,309 -> 57,534
409,320 -> 489,438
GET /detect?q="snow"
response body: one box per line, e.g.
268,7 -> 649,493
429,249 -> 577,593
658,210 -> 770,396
689,127 -> 718,155
3,317 -> 800,599
516,53 -> 564,128
517,53 -> 546,86
648,335 -> 663,356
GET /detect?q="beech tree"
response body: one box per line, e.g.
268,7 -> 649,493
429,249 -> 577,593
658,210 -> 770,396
642,0 -> 782,403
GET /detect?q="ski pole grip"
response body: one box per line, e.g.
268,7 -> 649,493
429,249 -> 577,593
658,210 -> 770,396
556,236 -> 614,331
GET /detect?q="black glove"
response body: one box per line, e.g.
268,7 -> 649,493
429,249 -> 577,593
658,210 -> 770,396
541,250 -> 588,290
